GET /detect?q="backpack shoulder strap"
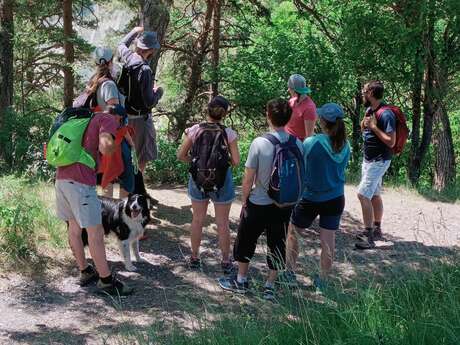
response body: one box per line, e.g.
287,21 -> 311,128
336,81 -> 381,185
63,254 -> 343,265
263,133 -> 281,146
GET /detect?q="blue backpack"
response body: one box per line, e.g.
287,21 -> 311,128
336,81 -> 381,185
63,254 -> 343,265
264,134 -> 305,208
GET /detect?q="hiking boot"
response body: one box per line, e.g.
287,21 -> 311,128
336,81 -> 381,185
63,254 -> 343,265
276,270 -> 298,287
221,261 -> 235,275
263,286 -> 276,301
355,237 -> 376,250
189,257 -> 202,270
356,228 -> 372,240
79,264 -> 98,287
97,276 -> 134,296
218,276 -> 249,294
373,227 -> 384,241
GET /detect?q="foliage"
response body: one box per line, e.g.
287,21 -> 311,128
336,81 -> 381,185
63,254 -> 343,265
0,176 -> 66,265
117,261 -> 460,345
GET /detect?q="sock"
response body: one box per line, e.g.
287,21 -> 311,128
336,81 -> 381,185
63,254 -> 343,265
374,221 -> 381,228
265,281 -> 274,289
81,265 -> 93,274
100,274 -> 112,284
237,274 -> 247,284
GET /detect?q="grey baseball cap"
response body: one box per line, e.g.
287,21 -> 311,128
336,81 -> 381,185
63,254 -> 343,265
288,74 -> 311,95
93,47 -> 113,65
136,31 -> 161,50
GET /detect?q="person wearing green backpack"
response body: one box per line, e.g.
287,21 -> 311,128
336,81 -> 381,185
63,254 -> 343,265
54,107 -> 133,296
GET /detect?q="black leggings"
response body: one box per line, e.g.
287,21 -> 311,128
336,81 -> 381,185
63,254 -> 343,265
233,200 -> 292,270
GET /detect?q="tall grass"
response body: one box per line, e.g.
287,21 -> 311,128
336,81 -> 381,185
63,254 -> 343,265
0,175 -> 66,265
116,262 -> 460,345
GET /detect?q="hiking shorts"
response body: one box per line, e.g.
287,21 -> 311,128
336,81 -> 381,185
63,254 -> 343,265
233,200 -> 292,270
358,160 -> 391,199
290,195 -> 345,231
188,168 -> 235,204
128,114 -> 157,164
55,180 -> 102,228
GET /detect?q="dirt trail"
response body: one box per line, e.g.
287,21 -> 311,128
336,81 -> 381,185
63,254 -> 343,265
0,185 -> 459,344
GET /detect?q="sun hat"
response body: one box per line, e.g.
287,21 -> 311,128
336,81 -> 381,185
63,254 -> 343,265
93,47 -> 113,65
208,95 -> 230,111
317,103 -> 345,123
287,74 -> 312,95
136,31 -> 161,50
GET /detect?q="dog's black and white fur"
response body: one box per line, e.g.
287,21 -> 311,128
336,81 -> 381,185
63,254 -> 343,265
82,194 -> 151,271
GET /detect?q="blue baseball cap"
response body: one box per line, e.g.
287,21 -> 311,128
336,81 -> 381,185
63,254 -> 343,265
317,103 -> 344,123
137,31 -> 161,50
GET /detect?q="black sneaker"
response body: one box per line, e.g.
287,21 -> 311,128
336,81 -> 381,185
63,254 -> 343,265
97,276 -> 134,296
79,265 -> 99,287
355,237 -> 376,250
218,276 -> 249,294
263,286 -> 276,301
189,257 -> 202,270
221,261 -> 235,275
356,228 -> 372,240
373,227 -> 384,241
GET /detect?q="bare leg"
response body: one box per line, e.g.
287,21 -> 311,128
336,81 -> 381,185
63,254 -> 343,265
237,261 -> 249,277
86,224 -> 111,277
68,220 -> 87,271
319,228 -> 335,278
190,200 -> 209,259
286,224 -> 300,271
267,269 -> 278,284
119,187 -> 129,199
214,202 -> 232,262
139,161 -> 146,173
357,193 -> 374,228
371,195 -> 383,223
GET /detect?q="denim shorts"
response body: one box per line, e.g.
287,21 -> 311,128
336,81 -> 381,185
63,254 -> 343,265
358,160 -> 391,199
187,168 -> 235,204
290,195 -> 345,231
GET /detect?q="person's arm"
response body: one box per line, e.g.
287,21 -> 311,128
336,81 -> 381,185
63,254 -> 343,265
241,167 -> 256,207
177,135 -> 193,163
99,132 -> 116,155
364,112 -> 396,148
304,119 -> 315,138
228,138 -> 240,166
118,26 -> 144,65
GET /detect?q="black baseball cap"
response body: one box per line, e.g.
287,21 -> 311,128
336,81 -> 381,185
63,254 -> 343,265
208,95 -> 230,111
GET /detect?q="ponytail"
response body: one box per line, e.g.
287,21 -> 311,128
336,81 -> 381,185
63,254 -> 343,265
323,118 -> 347,153
87,62 -> 113,94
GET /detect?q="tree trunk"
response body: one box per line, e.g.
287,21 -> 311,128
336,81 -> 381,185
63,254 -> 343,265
408,47 -> 424,185
351,80 -> 362,163
211,0 -> 221,97
432,104 -> 455,191
173,0 -> 214,139
0,0 -> 14,126
63,0 -> 74,107
139,0 -> 173,80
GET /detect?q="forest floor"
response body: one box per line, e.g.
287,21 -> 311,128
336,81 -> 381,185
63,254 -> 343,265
0,185 -> 459,344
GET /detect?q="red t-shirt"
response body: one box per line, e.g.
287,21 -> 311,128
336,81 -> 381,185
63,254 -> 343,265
285,96 -> 317,141
56,113 -> 118,186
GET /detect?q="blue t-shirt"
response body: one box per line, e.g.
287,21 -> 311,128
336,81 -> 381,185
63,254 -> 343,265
363,105 -> 396,162
302,134 -> 350,202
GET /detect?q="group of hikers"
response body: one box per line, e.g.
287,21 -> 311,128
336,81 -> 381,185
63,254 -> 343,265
51,26 -> 401,299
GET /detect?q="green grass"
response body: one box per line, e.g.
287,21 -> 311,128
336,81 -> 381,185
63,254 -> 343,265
0,175 -> 66,265
116,262 -> 460,345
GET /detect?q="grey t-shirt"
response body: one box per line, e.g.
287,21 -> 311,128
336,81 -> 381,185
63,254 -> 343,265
96,80 -> 125,109
245,130 -> 304,205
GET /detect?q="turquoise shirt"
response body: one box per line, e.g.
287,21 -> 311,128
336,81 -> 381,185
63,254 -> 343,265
302,134 -> 350,202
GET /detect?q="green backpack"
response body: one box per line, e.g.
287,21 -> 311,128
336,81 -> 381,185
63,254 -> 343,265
45,108 -> 96,169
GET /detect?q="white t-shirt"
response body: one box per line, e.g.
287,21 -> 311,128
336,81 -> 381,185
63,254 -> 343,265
96,80 -> 125,108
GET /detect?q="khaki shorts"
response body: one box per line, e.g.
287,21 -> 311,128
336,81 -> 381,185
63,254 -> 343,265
55,180 -> 102,228
128,114 -> 158,164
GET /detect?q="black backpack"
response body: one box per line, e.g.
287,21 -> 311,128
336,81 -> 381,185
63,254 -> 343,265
189,123 -> 230,192
117,62 -> 149,115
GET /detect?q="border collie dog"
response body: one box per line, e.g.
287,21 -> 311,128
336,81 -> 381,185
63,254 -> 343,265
82,194 -> 151,271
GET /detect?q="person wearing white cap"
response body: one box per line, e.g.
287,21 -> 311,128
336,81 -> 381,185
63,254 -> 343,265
286,74 -> 317,141
284,103 -> 350,292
